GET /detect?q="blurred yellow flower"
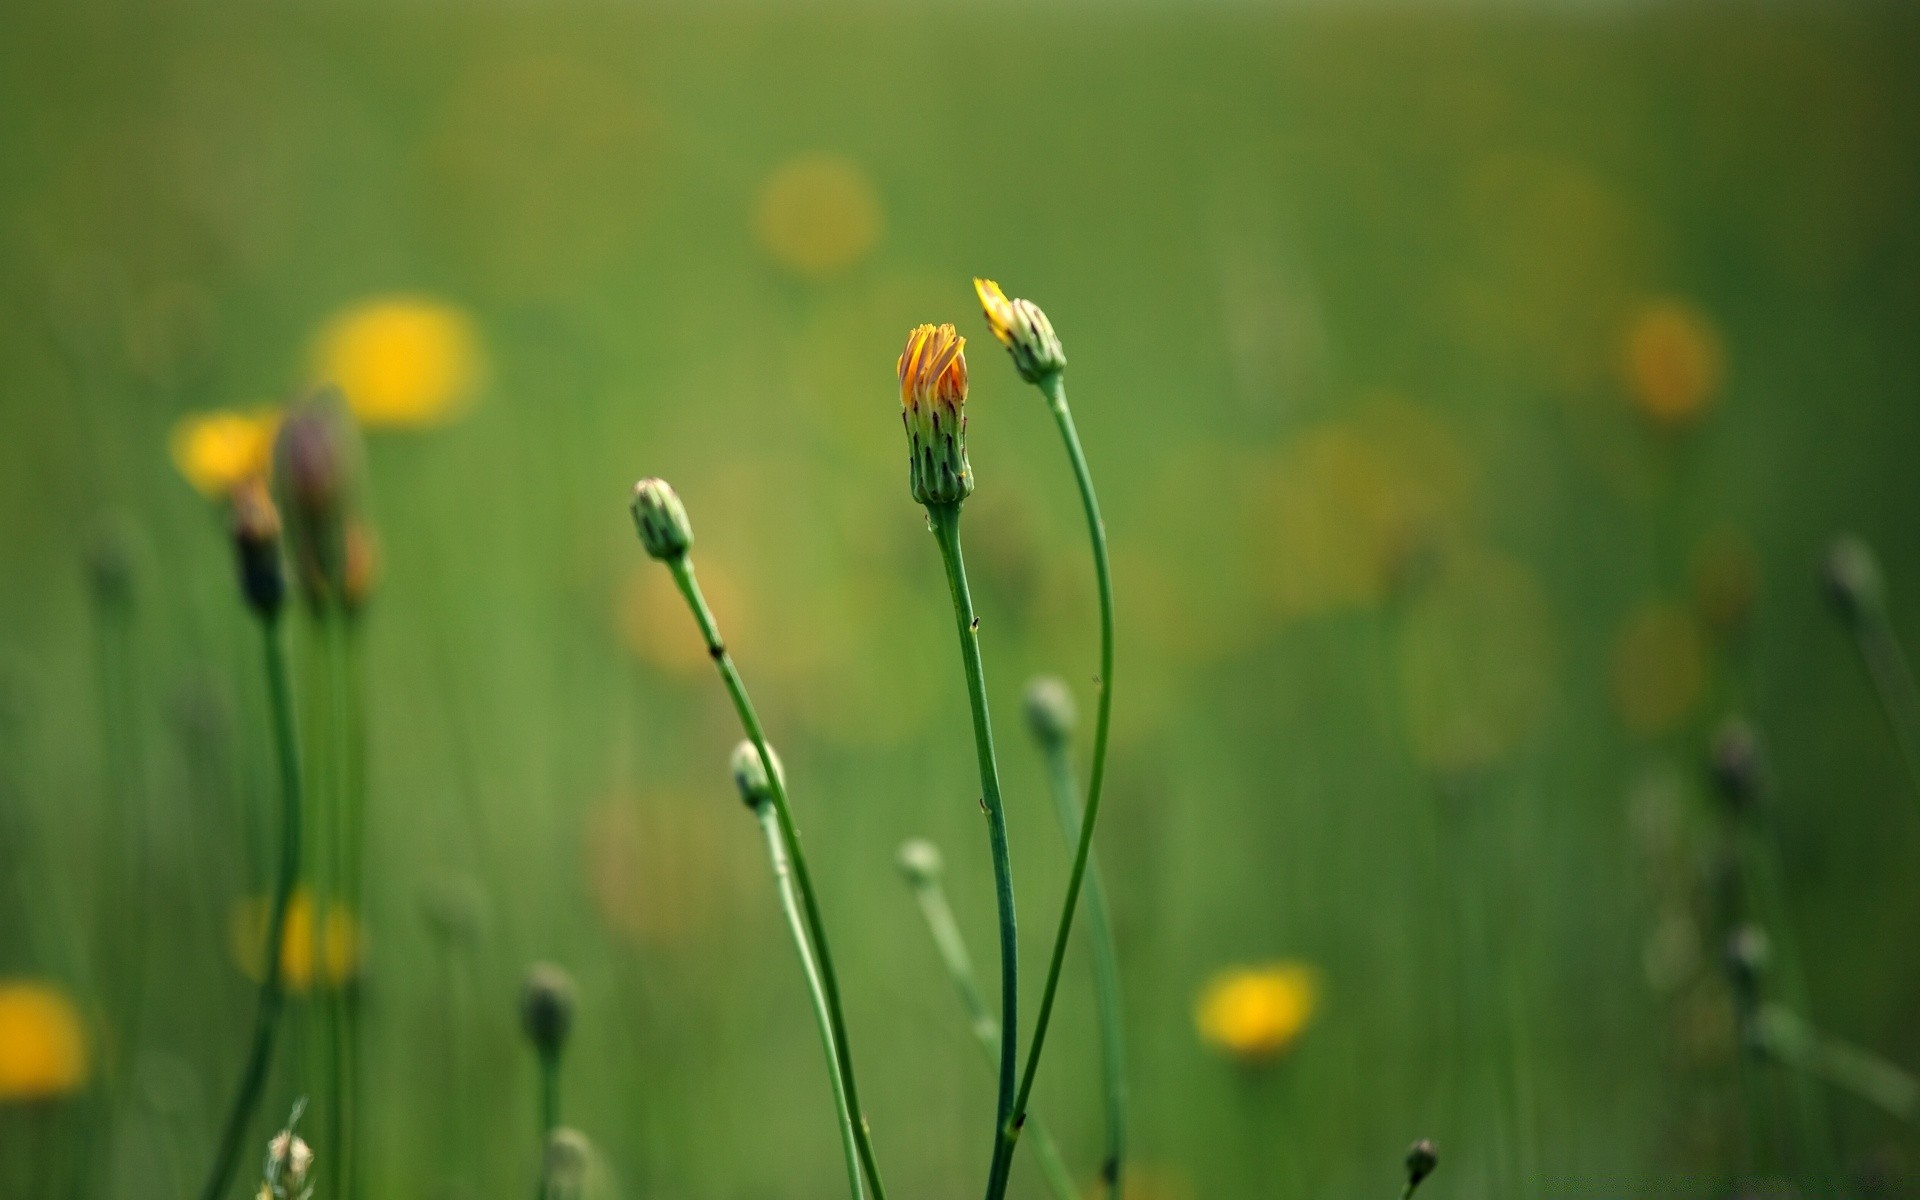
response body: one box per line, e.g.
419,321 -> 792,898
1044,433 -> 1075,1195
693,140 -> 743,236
312,296 -> 481,428
1195,962 -> 1320,1062
754,154 -> 882,279
170,409 -> 279,497
0,981 -> 88,1101
230,889 -> 363,993
1611,601 -> 1708,737
1622,299 -> 1724,427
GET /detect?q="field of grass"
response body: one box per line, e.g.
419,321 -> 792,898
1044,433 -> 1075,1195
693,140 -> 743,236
2,1 -> 1919,1197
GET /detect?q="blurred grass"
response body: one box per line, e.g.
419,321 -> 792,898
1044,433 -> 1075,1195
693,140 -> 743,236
2,1 -> 1919,1197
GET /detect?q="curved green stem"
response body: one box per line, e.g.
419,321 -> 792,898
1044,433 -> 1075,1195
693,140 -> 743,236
664,556 -> 887,1200
925,503 -> 1020,1175
1039,742 -> 1127,1200
197,614 -> 302,1200
987,372 -> 1117,1200
757,806 -> 865,1200
904,867 -> 1079,1200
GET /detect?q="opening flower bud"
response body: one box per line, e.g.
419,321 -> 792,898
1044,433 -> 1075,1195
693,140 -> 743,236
630,477 -> 693,561
1022,676 -> 1077,751
974,279 -> 1066,384
1824,534 -> 1884,624
230,479 -> 286,619
520,962 -> 576,1060
729,739 -> 784,810
898,324 -> 972,507
895,838 -> 944,887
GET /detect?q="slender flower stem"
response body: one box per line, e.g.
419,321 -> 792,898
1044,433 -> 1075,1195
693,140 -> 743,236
322,610 -> 357,1200
757,806 -> 866,1200
1848,613 -> 1920,802
539,1052 -> 561,1142
1038,742 -> 1127,1200
198,614 -> 302,1200
904,868 -> 1080,1200
663,555 -> 888,1200
925,503 -> 1020,1176
987,372 -> 1117,1200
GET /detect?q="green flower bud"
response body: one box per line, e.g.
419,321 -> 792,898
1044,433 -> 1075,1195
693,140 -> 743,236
897,324 -> 973,507
975,279 -> 1067,384
630,477 -> 693,561
520,962 -> 576,1059
895,838 -> 944,887
1824,534 -> 1884,623
1022,676 -> 1077,751
272,386 -> 362,608
1404,1139 -> 1438,1194
729,739 -> 784,810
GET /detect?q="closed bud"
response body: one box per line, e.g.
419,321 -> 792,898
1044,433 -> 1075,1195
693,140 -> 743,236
630,478 -> 693,561
1022,676 -> 1077,751
1824,534 -> 1884,624
729,739 -> 784,810
974,279 -> 1066,384
1709,717 -> 1766,815
1404,1139 -> 1438,1193
272,388 -> 361,608
895,838 -> 944,887
897,324 -> 973,507
230,479 -> 285,619
520,963 -> 576,1060
1724,923 -> 1770,1007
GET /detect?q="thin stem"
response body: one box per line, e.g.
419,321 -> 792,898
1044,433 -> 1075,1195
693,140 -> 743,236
757,806 -> 865,1200
1851,613 -> 1920,802
1039,743 -> 1128,1200
925,503 -> 1021,1180
663,556 -> 888,1200
197,614 -> 302,1200
988,373 -> 1117,1200
540,1051 -> 561,1141
322,611 -> 354,1200
905,870 -> 1080,1200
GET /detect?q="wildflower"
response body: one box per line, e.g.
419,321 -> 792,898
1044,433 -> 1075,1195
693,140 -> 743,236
1194,962 -> 1319,1062
0,981 -> 89,1101
973,279 -> 1066,384
312,296 -> 481,429
521,963 -> 576,1060
630,478 -> 693,562
230,889 -> 363,993
729,740 -> 784,810
268,1130 -> 313,1187
898,323 -> 972,507
170,409 -> 278,498
1021,676 -> 1077,751
260,1101 -> 315,1199
1622,299 -> 1724,427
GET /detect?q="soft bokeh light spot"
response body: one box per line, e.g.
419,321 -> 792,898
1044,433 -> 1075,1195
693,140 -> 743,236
1622,299 -> 1725,427
0,982 -> 88,1101
312,296 -> 482,429
169,408 -> 278,497
1195,962 -> 1321,1062
617,560 -> 750,679
1611,601 -> 1709,737
754,154 -> 883,279
230,889 -> 363,993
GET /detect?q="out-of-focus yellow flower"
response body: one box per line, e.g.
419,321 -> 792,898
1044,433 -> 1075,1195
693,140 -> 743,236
1691,527 -> 1759,637
1611,601 -> 1708,737
754,154 -> 883,279
170,409 -> 279,498
1195,962 -> 1320,1062
312,296 -> 481,429
230,889 -> 363,993
0,981 -> 88,1101
1623,299 -> 1724,427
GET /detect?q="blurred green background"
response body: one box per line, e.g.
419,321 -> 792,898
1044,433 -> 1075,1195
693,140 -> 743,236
3,0 -> 1920,1196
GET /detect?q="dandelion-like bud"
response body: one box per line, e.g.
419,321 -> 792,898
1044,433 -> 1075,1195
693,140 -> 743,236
1022,676 -> 1077,751
1404,1139 -> 1439,1194
895,838 -> 944,887
729,739 -> 785,810
1709,718 -> 1765,815
520,963 -> 576,1060
974,279 -> 1066,384
1824,534 -> 1885,624
230,479 -> 286,619
898,324 -> 973,507
272,388 -> 361,607
630,478 -> 693,561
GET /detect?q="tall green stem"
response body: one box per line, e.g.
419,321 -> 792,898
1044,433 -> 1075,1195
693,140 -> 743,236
1038,743 -> 1127,1199
322,610 -> 358,1200
1849,612 -> 1920,802
757,806 -> 865,1200
925,503 -> 1020,1175
197,614 -> 302,1200
539,1052 -> 560,1141
987,372 -> 1117,1200
904,867 -> 1079,1200
663,556 -> 888,1200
